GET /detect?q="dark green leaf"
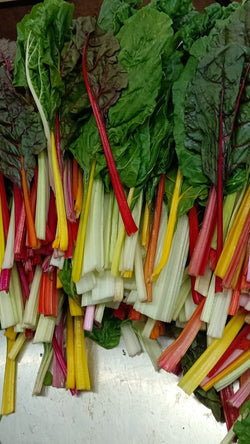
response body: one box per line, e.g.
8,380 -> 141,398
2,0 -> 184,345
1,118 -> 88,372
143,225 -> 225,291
98,0 -> 143,34
58,259 -> 79,304
0,40 -> 46,187
85,308 -> 124,349
233,401 -> 250,444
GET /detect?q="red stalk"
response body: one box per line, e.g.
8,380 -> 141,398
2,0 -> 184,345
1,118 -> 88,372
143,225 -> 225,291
0,268 -> 12,292
220,385 -> 239,431
52,317 -> 66,389
0,174 -> 10,239
82,35 -> 137,236
45,191 -> 57,244
189,205 -> 203,304
216,86 -> 224,293
128,306 -> 141,321
16,262 -> 30,299
157,298 -> 205,372
52,335 -> 77,396
228,268 -> 243,315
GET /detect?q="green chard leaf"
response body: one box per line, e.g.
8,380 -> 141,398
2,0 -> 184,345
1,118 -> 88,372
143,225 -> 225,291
233,401 -> 250,444
98,0 -> 143,34
85,308 -> 125,349
58,259 -> 79,304
108,8 -> 173,144
14,0 -> 74,128
178,2 -> 250,195
0,39 -> 46,187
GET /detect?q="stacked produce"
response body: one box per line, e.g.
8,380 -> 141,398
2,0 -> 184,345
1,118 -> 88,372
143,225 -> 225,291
0,0 -> 249,441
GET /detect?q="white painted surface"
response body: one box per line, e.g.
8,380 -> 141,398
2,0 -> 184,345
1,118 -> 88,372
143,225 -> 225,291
0,331 -> 227,444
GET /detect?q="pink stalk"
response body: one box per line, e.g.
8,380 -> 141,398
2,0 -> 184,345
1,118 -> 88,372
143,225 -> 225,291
229,376 -> 250,409
82,35 -> 137,236
83,305 -> 95,332
52,336 -> 77,396
158,298 -> 205,372
0,268 -> 12,292
188,187 -> 217,276
63,159 -> 75,222
220,385 -> 239,431
201,348 -> 247,387
52,316 -> 66,389
16,262 -> 30,299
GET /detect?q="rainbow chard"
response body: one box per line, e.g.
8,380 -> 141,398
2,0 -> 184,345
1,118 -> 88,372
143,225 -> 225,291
175,3 -> 250,277
0,38 -> 46,249
81,22 -> 137,236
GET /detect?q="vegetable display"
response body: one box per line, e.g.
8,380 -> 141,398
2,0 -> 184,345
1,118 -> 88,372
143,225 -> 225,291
0,0 -> 249,442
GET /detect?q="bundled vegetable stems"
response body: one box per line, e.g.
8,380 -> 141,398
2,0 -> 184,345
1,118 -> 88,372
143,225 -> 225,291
0,1 -> 250,442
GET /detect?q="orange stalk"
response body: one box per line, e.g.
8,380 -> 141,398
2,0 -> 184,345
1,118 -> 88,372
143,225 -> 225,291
144,174 -> 166,301
20,156 -> 38,248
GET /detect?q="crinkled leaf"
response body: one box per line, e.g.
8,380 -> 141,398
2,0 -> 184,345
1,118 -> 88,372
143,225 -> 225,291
178,2 -> 240,52
233,401 -> 250,444
85,308 -> 124,349
14,0 -> 74,127
98,0 -> 143,34
0,40 -> 46,187
183,3 -> 250,194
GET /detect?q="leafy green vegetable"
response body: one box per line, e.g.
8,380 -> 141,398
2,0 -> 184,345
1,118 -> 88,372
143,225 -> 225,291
178,2 -> 250,194
14,0 -> 74,127
85,308 -> 125,349
98,0 -> 143,34
233,401 -> 250,444
58,259 -> 78,303
43,371 -> 53,387
108,7 -> 173,144
0,39 -> 46,187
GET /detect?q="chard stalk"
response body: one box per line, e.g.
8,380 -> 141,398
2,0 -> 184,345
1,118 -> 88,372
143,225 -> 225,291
82,35 -> 137,237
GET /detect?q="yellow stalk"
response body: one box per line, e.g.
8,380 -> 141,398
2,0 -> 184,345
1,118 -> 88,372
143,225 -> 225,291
1,336 -> 16,415
8,333 -> 26,361
151,168 -> 182,282
5,326 -> 17,341
141,202 -> 150,249
123,271 -> 133,278
0,194 -> 5,271
215,184 -> 250,278
74,316 -> 90,390
202,349 -> 250,392
74,167 -> 84,218
66,308 -> 75,389
178,310 -> 245,395
68,296 -> 83,317
72,160 -> 96,283
51,132 -> 68,251
56,272 -> 63,289
111,188 -> 135,277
